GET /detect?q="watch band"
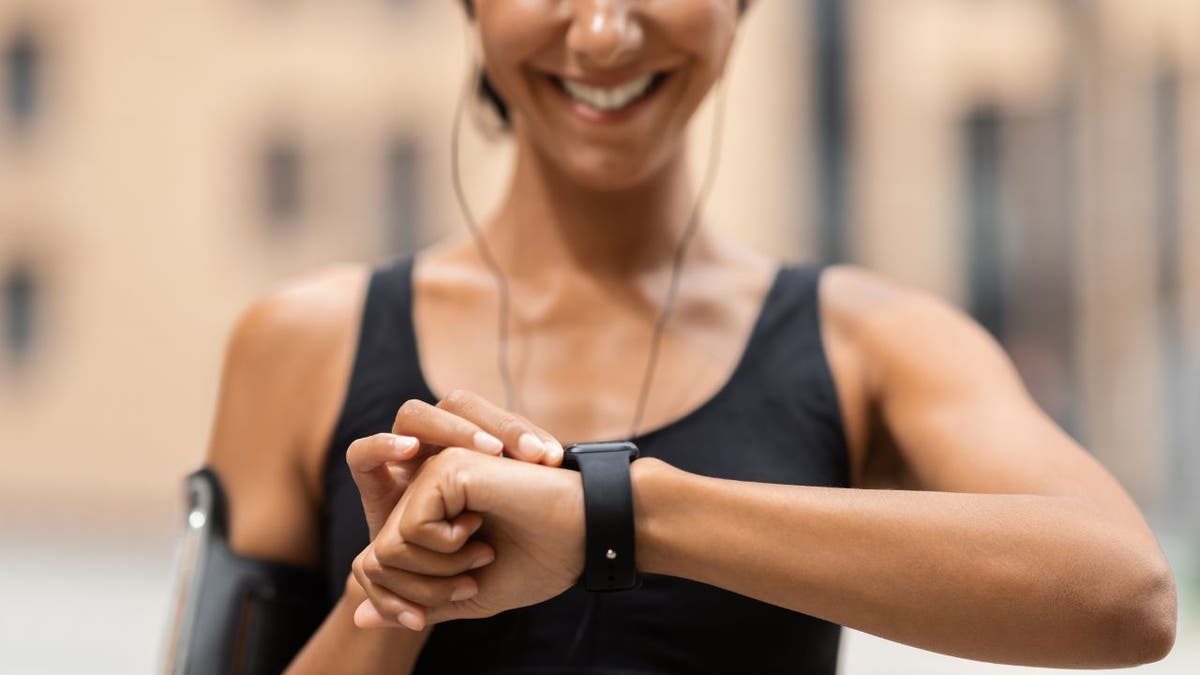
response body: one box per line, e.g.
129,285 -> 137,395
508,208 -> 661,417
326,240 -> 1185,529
561,441 -> 641,592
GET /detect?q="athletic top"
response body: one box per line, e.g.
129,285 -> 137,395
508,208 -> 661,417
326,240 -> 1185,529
320,255 -> 850,674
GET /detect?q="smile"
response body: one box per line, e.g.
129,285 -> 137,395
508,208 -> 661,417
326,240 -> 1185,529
547,71 -> 671,116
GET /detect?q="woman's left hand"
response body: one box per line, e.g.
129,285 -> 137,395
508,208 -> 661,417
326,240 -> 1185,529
351,446 -> 585,630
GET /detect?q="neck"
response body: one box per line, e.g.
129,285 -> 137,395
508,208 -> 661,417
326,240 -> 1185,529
481,138 -> 716,284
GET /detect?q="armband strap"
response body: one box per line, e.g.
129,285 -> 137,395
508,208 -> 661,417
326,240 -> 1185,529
161,468 -> 325,675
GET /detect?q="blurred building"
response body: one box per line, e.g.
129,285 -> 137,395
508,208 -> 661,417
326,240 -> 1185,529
0,0 -> 1197,537
842,0 -> 1200,527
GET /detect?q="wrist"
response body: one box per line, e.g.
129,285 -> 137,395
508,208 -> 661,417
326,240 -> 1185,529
630,457 -> 686,577
340,572 -> 368,611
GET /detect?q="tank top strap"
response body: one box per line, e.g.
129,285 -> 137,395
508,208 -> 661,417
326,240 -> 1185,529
325,255 -> 427,454
739,263 -> 830,384
721,262 -> 850,485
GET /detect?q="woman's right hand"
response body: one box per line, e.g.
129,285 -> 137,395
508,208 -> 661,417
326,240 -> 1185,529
346,389 -> 565,541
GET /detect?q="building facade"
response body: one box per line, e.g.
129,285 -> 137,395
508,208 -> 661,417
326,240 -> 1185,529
1,0 -> 1197,533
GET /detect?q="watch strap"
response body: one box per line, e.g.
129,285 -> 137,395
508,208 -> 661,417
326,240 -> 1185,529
563,441 -> 641,592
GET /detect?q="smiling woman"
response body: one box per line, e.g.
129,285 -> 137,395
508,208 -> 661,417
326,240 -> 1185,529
463,0 -> 747,133
166,1 -> 1177,674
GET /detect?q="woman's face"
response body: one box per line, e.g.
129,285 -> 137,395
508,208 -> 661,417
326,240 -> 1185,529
469,1 -> 743,191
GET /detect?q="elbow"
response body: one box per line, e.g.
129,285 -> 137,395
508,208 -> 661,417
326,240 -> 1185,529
1099,550 -> 1178,666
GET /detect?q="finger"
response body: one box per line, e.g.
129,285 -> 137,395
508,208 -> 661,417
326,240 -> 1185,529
438,389 -> 564,466
425,598 -> 489,625
401,503 -> 485,555
363,557 -> 480,608
352,553 -> 427,631
354,583 -> 426,631
392,398 -> 505,456
353,598 -> 392,629
346,433 -> 420,497
346,433 -> 421,537
375,537 -> 496,576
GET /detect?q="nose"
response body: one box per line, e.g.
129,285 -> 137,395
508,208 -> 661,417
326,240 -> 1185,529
566,0 -> 644,70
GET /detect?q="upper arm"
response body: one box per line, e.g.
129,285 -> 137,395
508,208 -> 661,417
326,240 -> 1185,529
205,264 -> 369,566
821,266 -> 1153,535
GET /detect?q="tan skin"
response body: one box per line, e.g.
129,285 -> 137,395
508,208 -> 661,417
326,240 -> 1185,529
202,1 -> 1176,672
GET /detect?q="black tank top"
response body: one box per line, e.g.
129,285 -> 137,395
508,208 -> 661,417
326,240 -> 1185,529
321,255 -> 849,674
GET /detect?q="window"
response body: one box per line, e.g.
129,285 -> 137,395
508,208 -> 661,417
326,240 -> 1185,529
4,29 -> 41,133
262,135 -> 303,227
812,0 -> 850,263
1152,66 -> 1198,525
3,258 -> 37,368
963,106 -> 1006,339
383,137 -> 422,255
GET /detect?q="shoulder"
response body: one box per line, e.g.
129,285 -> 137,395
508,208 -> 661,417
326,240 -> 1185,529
218,261 -> 372,467
226,263 -> 371,368
817,264 -> 1016,394
207,262 -> 371,561
818,264 -> 963,337
813,265 -> 1021,486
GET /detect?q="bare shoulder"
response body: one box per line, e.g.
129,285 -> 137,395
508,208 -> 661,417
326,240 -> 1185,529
206,262 -> 370,564
229,264 -> 370,360
820,264 -> 972,337
815,265 -> 1024,487
818,264 -> 1019,394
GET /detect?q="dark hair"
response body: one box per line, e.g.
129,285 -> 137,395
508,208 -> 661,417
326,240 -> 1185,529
462,0 -> 748,127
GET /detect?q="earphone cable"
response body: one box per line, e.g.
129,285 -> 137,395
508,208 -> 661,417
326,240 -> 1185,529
450,29 -> 732,441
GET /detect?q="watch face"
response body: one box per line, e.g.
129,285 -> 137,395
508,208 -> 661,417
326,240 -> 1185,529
561,441 -> 639,471
563,441 -> 640,457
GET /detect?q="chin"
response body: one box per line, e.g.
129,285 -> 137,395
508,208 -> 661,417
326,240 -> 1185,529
555,143 -> 677,193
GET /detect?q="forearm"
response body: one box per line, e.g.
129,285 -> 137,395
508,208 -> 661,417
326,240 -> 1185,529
631,459 -> 1176,668
286,576 -> 431,674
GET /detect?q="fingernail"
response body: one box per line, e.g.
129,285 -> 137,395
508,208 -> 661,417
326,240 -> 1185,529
450,584 -> 477,602
518,433 -> 546,461
469,553 -> 495,570
397,611 -> 423,631
473,431 -> 504,455
545,439 -> 564,464
393,435 -> 418,453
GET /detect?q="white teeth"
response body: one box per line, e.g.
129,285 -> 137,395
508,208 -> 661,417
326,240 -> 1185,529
561,74 -> 656,112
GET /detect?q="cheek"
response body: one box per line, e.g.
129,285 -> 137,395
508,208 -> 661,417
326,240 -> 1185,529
475,1 -> 560,96
662,0 -> 739,74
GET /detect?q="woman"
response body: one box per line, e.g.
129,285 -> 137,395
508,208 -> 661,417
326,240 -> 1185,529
201,0 -> 1176,672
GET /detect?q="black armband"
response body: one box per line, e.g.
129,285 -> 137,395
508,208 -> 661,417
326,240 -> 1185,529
161,469 -> 325,675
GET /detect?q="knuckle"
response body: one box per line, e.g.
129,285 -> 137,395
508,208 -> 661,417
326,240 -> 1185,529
396,398 -> 428,423
374,530 -> 400,559
375,538 -> 409,567
362,550 -> 384,577
495,414 -> 524,439
439,388 -> 474,411
352,551 -> 368,579
397,518 -> 421,545
439,446 -> 473,469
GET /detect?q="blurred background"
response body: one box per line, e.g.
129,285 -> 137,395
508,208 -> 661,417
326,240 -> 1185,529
0,0 -> 1196,672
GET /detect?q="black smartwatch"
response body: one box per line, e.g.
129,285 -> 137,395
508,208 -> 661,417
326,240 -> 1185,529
561,441 -> 641,592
